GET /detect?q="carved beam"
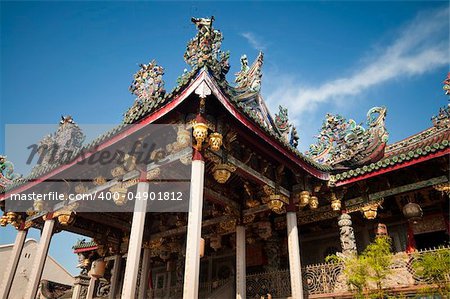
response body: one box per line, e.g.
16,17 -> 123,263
204,188 -> 240,212
345,175 -> 448,212
207,149 -> 290,197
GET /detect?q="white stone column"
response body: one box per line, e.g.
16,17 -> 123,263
121,181 -> 149,299
109,255 -> 122,299
138,248 -> 151,299
182,157 -> 205,299
287,211 -> 304,299
0,228 -> 27,299
86,277 -> 97,299
24,218 -> 55,299
236,225 -> 246,299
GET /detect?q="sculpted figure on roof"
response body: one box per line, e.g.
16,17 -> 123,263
129,60 -> 165,103
184,16 -> 230,78
32,116 -> 85,172
0,155 -> 22,192
307,107 -> 388,168
124,60 -> 166,122
235,52 -> 263,93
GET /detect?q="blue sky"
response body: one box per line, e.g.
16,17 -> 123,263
1,1 -> 448,275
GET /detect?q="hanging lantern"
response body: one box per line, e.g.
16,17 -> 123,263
110,184 -> 128,206
57,212 -> 75,226
82,258 -> 91,268
89,259 -> 106,278
6,212 -> 17,224
93,176 -> 107,186
208,132 -> 223,151
213,163 -> 236,184
331,199 -> 341,211
177,127 -> 191,148
375,223 -> 388,237
0,214 -> 7,226
33,199 -> 44,212
192,122 -> 209,150
309,196 -> 319,209
74,184 -> 88,194
361,203 -> 378,220
330,192 -> 341,211
268,194 -> 284,214
200,238 -> 205,258
298,191 -> 310,207
111,166 -> 126,178
402,202 -> 423,223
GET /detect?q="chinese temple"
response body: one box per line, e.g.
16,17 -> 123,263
0,17 -> 449,299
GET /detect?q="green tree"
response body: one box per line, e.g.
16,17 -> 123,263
326,236 -> 393,299
364,236 -> 393,297
412,247 -> 450,297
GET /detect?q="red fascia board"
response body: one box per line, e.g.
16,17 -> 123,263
73,246 -> 98,253
335,148 -> 450,187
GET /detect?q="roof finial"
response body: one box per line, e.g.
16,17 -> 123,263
184,16 -> 229,78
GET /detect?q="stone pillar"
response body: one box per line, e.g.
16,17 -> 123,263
138,248 -> 151,299
86,277 -> 97,299
71,275 -> 90,299
121,181 -> 149,299
286,211 -> 304,299
338,213 -> 357,255
109,255 -> 122,299
182,154 -> 205,299
24,218 -> 55,299
236,225 -> 246,299
0,228 -> 27,299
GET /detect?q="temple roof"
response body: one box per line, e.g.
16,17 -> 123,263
331,105 -> 450,185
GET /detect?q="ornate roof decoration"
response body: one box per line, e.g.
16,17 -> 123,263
433,73 -> 450,128
32,116 -> 85,173
235,52 -> 263,93
124,60 -> 166,123
73,238 -> 97,250
443,72 -> 450,95
432,106 -> 450,128
184,16 -> 230,79
307,107 -> 389,168
0,155 -> 22,193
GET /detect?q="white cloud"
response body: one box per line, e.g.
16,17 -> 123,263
265,7 -> 449,121
241,32 -> 266,51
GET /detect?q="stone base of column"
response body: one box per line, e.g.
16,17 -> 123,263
71,275 -> 90,299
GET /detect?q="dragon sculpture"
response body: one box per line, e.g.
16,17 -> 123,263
184,16 -> 230,79
274,105 -> 292,142
232,52 -> 299,147
0,155 -> 22,192
307,107 -> 388,168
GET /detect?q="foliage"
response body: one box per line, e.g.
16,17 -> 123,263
326,236 -> 393,299
363,236 -> 393,291
412,247 -> 450,297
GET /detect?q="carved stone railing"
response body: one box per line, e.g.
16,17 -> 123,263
152,278 -> 231,299
244,247 -> 450,298
246,269 -> 291,298
303,262 -> 346,295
